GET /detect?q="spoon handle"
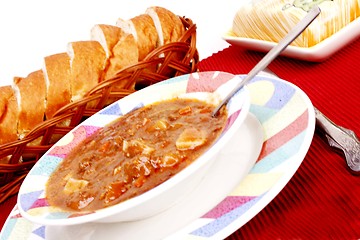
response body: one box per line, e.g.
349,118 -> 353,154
212,6 -> 321,117
315,108 -> 360,174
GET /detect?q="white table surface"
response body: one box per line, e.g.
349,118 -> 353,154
0,0 -> 250,87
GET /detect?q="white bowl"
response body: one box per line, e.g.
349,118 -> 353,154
17,71 -> 250,226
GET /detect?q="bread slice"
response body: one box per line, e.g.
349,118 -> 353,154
145,6 -> 185,46
13,70 -> 46,139
145,6 -> 185,76
117,14 -> 159,61
115,15 -> 159,88
0,86 -> 19,145
43,53 -> 71,119
103,33 -> 139,89
90,23 -> 137,88
67,41 -> 107,101
90,24 -> 123,60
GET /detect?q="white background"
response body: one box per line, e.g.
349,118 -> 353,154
0,0 -> 250,86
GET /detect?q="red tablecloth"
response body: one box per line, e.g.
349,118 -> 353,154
1,40 -> 360,239
0,196 -> 16,230
198,41 -> 360,239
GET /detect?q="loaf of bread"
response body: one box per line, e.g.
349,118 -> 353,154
0,6 -> 185,152
231,0 -> 360,47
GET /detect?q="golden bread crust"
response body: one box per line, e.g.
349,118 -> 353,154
67,41 -> 107,101
104,33 -> 139,86
14,70 -> 46,138
43,53 -> 71,119
130,14 -> 159,61
146,6 -> 185,46
0,86 -> 18,144
91,24 -> 124,59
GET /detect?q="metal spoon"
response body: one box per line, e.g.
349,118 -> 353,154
212,6 -> 321,117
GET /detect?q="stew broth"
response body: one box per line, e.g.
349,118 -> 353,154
46,98 -> 227,211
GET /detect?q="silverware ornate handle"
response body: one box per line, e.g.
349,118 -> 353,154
315,107 -> 360,174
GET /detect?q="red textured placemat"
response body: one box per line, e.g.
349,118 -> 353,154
199,41 -> 360,239
1,42 -> 360,238
0,195 -> 16,230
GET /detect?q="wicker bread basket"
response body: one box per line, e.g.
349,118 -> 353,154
0,16 -> 199,204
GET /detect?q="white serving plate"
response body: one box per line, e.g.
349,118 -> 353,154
0,74 -> 315,239
223,17 -> 360,62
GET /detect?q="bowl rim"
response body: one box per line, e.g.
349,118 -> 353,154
17,71 -> 251,226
